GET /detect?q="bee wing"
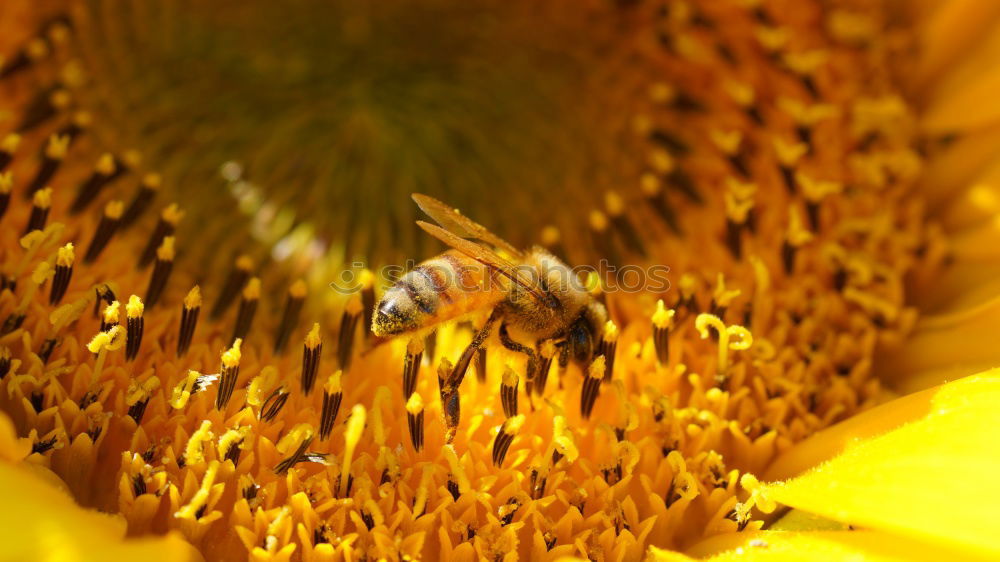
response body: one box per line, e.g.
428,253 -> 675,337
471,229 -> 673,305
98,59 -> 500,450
416,220 -> 556,308
412,193 -> 522,257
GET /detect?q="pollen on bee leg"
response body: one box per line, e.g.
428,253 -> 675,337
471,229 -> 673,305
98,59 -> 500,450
301,323 -> 323,395
177,285 -> 201,357
215,339 -> 243,410
492,415 -> 524,467
139,204 -> 183,268
49,243 -> 74,305
402,336 -> 424,398
337,293 -> 363,371
500,365 -> 519,418
652,300 -> 675,366
24,186 -> 52,235
598,320 -> 618,383
120,173 -> 161,229
144,236 -> 175,309
437,358 -> 460,444
125,295 -> 145,361
580,356 -> 606,420
231,277 -> 261,344
273,280 -> 307,354
406,392 -> 424,452
319,371 -> 343,440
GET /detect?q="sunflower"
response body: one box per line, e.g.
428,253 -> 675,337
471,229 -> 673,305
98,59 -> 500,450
0,1 -> 998,561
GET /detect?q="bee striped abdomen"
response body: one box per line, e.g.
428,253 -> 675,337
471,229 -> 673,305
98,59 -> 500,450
372,250 -> 504,337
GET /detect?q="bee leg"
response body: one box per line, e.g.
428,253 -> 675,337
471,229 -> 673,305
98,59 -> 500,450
448,309 -> 501,389
498,322 -> 539,378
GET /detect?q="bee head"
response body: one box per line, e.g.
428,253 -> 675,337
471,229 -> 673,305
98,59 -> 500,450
372,291 -> 421,337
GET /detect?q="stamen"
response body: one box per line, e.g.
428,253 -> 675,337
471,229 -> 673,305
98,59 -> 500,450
100,300 -> 120,333
24,187 -> 52,235
144,236 -> 174,308
724,178 -> 757,259
773,138 -> 808,195
640,172 -> 681,234
17,87 -> 69,133
500,366 -> 519,418
120,173 -> 161,229
49,243 -> 74,305
139,204 -> 183,268
652,300 -> 675,366
26,135 -> 69,198
532,340 -> 556,397
301,323 -> 322,394
588,210 -> 619,265
438,359 -> 460,444
695,314 -> 753,381
0,171 -> 12,222
1,31 -> 52,80
272,280 -> 306,354
550,415 -> 579,467
405,393 -> 424,452
256,386 -> 288,422
168,370 -> 217,409
275,433 -> 314,475
783,205 -> 814,274
125,295 -> 144,361
402,337 -> 424,398
218,426 -> 252,466
319,371 -> 343,440
580,356 -> 605,420
177,286 -> 201,357
605,191 -> 645,255
125,377 -> 160,423
3,261 -> 52,334
70,153 -> 122,214
339,404 -> 367,497
92,283 -> 116,318
210,254 -> 253,319
358,270 -> 375,344
0,135 -> 21,171
491,414 -> 524,467
83,200 -> 124,263
540,225 -> 567,261
337,294 -> 362,370
215,339 -> 243,410
181,421 -> 214,468
231,277 -> 261,344
86,324 -> 123,386
0,347 -> 12,379
598,321 -> 619,383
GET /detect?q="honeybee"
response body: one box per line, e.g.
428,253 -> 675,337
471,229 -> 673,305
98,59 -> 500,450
372,194 -> 607,385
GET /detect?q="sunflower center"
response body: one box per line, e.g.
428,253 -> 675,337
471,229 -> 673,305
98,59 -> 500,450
72,0 -> 646,261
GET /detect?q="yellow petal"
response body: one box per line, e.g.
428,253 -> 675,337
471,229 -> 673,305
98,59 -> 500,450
875,297 -> 1000,389
761,373 -> 1000,559
922,17 -> 1000,133
909,1 -> 1000,94
684,530 -> 991,562
0,414 -> 199,562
